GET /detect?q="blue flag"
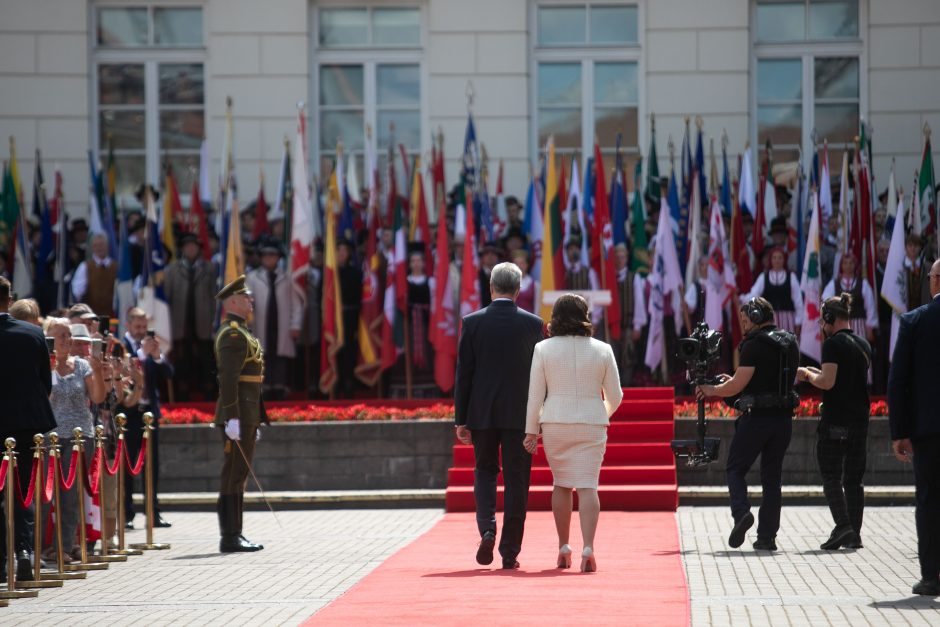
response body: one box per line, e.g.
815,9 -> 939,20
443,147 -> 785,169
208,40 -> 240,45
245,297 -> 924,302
610,138 -> 628,246
582,156 -> 595,227
35,162 -> 53,285
720,145 -> 732,217
87,151 -> 118,260
668,167 -> 683,265
695,126 -> 707,208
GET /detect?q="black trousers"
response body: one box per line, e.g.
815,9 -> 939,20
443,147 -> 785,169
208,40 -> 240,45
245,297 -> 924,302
726,413 -> 792,540
124,406 -> 162,520
912,436 -> 940,581
471,428 -> 532,561
0,430 -> 38,558
815,429 -> 867,534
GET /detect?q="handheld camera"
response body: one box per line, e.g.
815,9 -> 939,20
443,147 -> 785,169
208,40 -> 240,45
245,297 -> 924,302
671,322 -> 723,468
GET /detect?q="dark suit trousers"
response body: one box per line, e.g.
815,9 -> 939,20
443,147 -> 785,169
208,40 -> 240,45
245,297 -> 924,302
471,428 -> 531,560
0,430 -> 38,557
726,413 -> 793,539
124,407 -> 162,519
912,436 -> 940,581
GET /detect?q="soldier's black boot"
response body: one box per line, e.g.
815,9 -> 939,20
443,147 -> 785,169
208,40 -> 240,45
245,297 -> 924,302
219,495 -> 263,553
234,493 -> 263,552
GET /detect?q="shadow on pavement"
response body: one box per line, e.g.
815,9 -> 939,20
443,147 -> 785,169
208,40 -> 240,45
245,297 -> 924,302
870,597 -> 940,610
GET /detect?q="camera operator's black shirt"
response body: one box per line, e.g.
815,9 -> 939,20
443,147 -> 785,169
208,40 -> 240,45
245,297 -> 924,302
820,329 -> 871,428
737,325 -> 800,418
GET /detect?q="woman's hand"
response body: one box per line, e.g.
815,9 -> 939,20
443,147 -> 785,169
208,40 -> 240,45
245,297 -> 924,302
523,433 -> 539,455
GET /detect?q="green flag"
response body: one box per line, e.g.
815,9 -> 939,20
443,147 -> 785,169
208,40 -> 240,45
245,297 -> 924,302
0,165 -> 17,250
918,136 -> 936,238
646,118 -> 660,206
630,158 -> 650,275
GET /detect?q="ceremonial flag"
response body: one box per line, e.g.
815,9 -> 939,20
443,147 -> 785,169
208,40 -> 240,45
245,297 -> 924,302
819,143 -> 833,225
695,121 -> 707,208
35,156 -> 54,289
115,211 -> 135,332
739,145 -> 756,217
139,187 -> 172,352
409,156 -> 432,273
223,196 -> 244,287
430,194 -> 457,393
629,158 -> 649,274
647,116 -> 661,206
252,171 -> 269,239
591,143 -> 621,340
51,167 -> 68,309
290,108 -> 314,306
720,140 -> 732,217
645,196 -> 683,371
458,182 -> 481,327
752,143 -> 770,259
337,150 -> 357,243
161,163 -> 182,260
838,151 -> 850,254
917,132 -> 936,244
381,172 -> 408,371
881,192 -> 908,357
730,172 -> 753,295
684,163 -> 703,291
494,159 -> 508,238
885,161 -> 898,235
539,138 -> 562,322
582,155 -> 595,228
704,200 -> 736,333
522,172 -> 543,279
799,192 -> 823,362
668,153 -> 683,250
273,139 -> 295,246
354,142 -> 383,387
857,127 -> 877,287
189,179 -> 211,261
319,168 -> 344,394
431,130 -> 447,213
792,155 -> 807,276
677,120 -> 692,258
564,158 -> 588,269
610,137 -> 629,247
198,138 -> 212,206
5,149 -> 32,298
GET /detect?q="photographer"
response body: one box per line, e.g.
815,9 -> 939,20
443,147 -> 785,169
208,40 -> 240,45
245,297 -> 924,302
797,293 -> 870,551
696,297 -> 799,551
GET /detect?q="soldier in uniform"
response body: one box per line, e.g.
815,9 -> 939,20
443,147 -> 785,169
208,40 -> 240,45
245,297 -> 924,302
213,275 -> 266,553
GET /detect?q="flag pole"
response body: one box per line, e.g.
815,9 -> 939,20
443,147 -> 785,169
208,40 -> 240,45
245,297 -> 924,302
594,137 -> 611,344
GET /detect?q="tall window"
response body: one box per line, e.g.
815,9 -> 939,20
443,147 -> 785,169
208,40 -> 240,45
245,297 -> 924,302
532,3 -> 640,176
314,6 -> 423,186
753,0 -> 862,166
93,5 -> 205,206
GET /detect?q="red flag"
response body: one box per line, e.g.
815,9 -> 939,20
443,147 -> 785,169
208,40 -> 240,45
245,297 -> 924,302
591,143 -> 621,340
458,184 -> 481,332
381,149 -> 408,372
555,157 -> 568,287
189,179 -> 211,261
430,196 -> 457,392
355,147 -> 384,387
409,158 -> 432,275
253,174 -> 269,239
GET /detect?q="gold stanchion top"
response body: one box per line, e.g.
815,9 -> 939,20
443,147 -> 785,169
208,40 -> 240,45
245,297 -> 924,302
49,432 -> 59,449
142,412 -> 154,428
94,425 -> 104,441
115,414 -> 126,429
4,438 -> 14,452
72,427 -> 84,450
32,434 -> 44,456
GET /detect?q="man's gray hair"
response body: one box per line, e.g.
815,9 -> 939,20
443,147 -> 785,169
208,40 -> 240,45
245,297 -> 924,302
490,261 -> 522,295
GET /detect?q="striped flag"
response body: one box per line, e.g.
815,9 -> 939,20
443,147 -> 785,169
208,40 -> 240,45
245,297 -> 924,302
319,167 -> 344,395
799,193 -> 823,362
539,137 -> 561,322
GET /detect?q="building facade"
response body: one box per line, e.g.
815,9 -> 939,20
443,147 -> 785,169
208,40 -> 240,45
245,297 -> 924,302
0,0 -> 938,218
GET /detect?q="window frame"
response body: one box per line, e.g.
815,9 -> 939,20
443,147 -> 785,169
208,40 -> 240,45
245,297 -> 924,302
310,2 -> 427,186
90,2 -> 207,207
750,0 -> 867,168
528,1 -> 645,178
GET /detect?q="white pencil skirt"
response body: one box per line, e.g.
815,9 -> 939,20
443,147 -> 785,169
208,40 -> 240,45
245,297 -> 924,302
540,422 -> 608,490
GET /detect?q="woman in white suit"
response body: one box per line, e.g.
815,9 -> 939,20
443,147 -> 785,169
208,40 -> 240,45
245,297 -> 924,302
524,294 -> 623,572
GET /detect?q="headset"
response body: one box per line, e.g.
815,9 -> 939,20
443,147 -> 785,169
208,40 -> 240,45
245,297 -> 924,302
820,301 -> 837,325
744,298 -> 770,325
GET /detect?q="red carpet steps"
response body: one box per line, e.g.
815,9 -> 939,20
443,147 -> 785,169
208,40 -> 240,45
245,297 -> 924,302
445,387 -> 678,512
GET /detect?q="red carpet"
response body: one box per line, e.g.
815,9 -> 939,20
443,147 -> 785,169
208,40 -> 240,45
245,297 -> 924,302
445,387 -> 678,512
306,511 -> 689,626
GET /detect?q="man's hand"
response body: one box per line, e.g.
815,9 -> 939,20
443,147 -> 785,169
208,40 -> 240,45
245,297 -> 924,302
796,367 -> 811,382
225,419 -> 241,441
523,433 -> 538,455
455,425 -> 471,445
695,385 -> 713,401
892,438 -> 913,463
141,336 -> 160,359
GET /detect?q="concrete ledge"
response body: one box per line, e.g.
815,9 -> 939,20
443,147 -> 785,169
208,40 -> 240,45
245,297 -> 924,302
679,485 -> 915,506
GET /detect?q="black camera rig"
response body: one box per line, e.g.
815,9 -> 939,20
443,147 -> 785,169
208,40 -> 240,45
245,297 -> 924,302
671,322 -> 722,468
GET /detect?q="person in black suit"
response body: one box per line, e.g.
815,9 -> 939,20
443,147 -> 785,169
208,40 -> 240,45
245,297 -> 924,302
122,307 -> 174,529
0,277 -> 56,582
455,262 -> 544,569
889,259 -> 940,596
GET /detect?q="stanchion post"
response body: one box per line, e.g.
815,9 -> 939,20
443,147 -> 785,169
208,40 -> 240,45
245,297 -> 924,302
129,413 -> 170,551
16,435 -> 63,590
91,427 -> 126,564
0,438 -> 38,599
112,415 -> 141,557
44,433 -> 86,580
71,429 -> 108,571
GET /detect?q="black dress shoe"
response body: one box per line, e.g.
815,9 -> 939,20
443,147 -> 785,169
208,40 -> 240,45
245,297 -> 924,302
16,550 -> 34,581
728,512 -> 754,548
752,537 -> 777,551
476,530 -> 495,566
219,535 -> 264,553
912,578 -> 940,596
152,514 -> 172,528
820,525 -> 856,551
502,558 -> 520,570
844,535 -> 863,549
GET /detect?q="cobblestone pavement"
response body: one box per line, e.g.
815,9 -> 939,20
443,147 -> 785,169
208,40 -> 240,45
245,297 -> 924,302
0,509 -> 441,626
679,506 -> 940,626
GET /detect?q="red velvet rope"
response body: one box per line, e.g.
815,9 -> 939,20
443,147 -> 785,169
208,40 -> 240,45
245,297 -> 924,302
43,455 -> 55,503
104,439 -> 123,477
14,456 -> 39,508
124,439 -> 146,476
84,449 -> 101,496
0,458 -> 8,492
60,448 -> 79,490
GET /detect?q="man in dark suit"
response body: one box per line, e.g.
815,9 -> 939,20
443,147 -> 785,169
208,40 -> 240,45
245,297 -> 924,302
0,277 -> 56,582
455,262 -> 544,569
889,259 -> 940,596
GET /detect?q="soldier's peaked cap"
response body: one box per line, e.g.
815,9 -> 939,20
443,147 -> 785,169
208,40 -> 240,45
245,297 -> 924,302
216,274 -> 251,301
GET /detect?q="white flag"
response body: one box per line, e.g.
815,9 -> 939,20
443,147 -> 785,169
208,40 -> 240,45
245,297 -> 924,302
880,193 -> 908,358
704,200 -> 735,332
799,193 -> 822,362
645,199 -> 683,371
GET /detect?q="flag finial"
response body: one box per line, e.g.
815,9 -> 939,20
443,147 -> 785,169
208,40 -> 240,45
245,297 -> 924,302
465,81 -> 475,112
226,95 -> 233,109
925,121 -> 932,138
667,135 -> 675,164
695,115 -> 703,130
721,129 -> 729,152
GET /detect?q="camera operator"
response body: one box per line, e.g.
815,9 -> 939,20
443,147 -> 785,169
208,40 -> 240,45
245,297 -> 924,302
696,297 -> 800,551
796,293 -> 870,551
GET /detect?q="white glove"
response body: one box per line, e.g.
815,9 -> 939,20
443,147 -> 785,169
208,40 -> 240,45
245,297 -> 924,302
224,419 -> 241,441
255,427 -> 261,442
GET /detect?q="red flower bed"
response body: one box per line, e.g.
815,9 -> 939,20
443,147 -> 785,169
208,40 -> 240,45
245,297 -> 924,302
674,398 -> 889,419
161,403 -> 456,425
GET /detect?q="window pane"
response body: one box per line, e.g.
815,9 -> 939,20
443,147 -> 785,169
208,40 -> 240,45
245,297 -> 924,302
97,8 -> 148,46
160,110 -> 204,150
595,62 -> 637,105
538,63 -> 581,106
377,65 -> 420,106
590,6 -> 638,44
595,106 -> 638,148
815,103 -> 859,144
320,65 -> 364,107
320,111 -> 364,151
320,9 -> 368,46
154,8 -> 203,46
159,64 -> 204,105
373,8 -> 420,45
757,105 -> 802,146
757,59 -> 802,102
378,111 -> 420,150
100,110 -> 145,149
809,0 -> 858,39
538,108 -> 581,151
814,57 -> 858,99
755,2 -> 805,42
99,64 -> 144,105
538,7 -> 586,46
112,155 -> 147,204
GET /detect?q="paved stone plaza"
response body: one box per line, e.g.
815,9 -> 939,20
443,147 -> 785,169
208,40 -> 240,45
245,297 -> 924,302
1,506 -> 938,625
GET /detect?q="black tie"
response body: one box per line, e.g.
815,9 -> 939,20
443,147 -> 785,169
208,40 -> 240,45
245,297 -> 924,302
266,270 -> 278,352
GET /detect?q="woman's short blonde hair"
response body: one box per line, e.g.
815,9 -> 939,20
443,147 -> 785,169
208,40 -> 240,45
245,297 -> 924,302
43,317 -> 71,337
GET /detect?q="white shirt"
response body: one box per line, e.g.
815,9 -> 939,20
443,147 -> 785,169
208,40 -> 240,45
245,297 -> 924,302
743,270 -> 805,324
821,276 -> 879,330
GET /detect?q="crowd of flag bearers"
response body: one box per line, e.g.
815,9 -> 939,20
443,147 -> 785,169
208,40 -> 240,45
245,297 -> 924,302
0,102 -> 937,400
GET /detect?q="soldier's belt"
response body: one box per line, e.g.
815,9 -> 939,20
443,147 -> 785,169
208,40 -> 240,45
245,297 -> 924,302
238,375 -> 264,383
